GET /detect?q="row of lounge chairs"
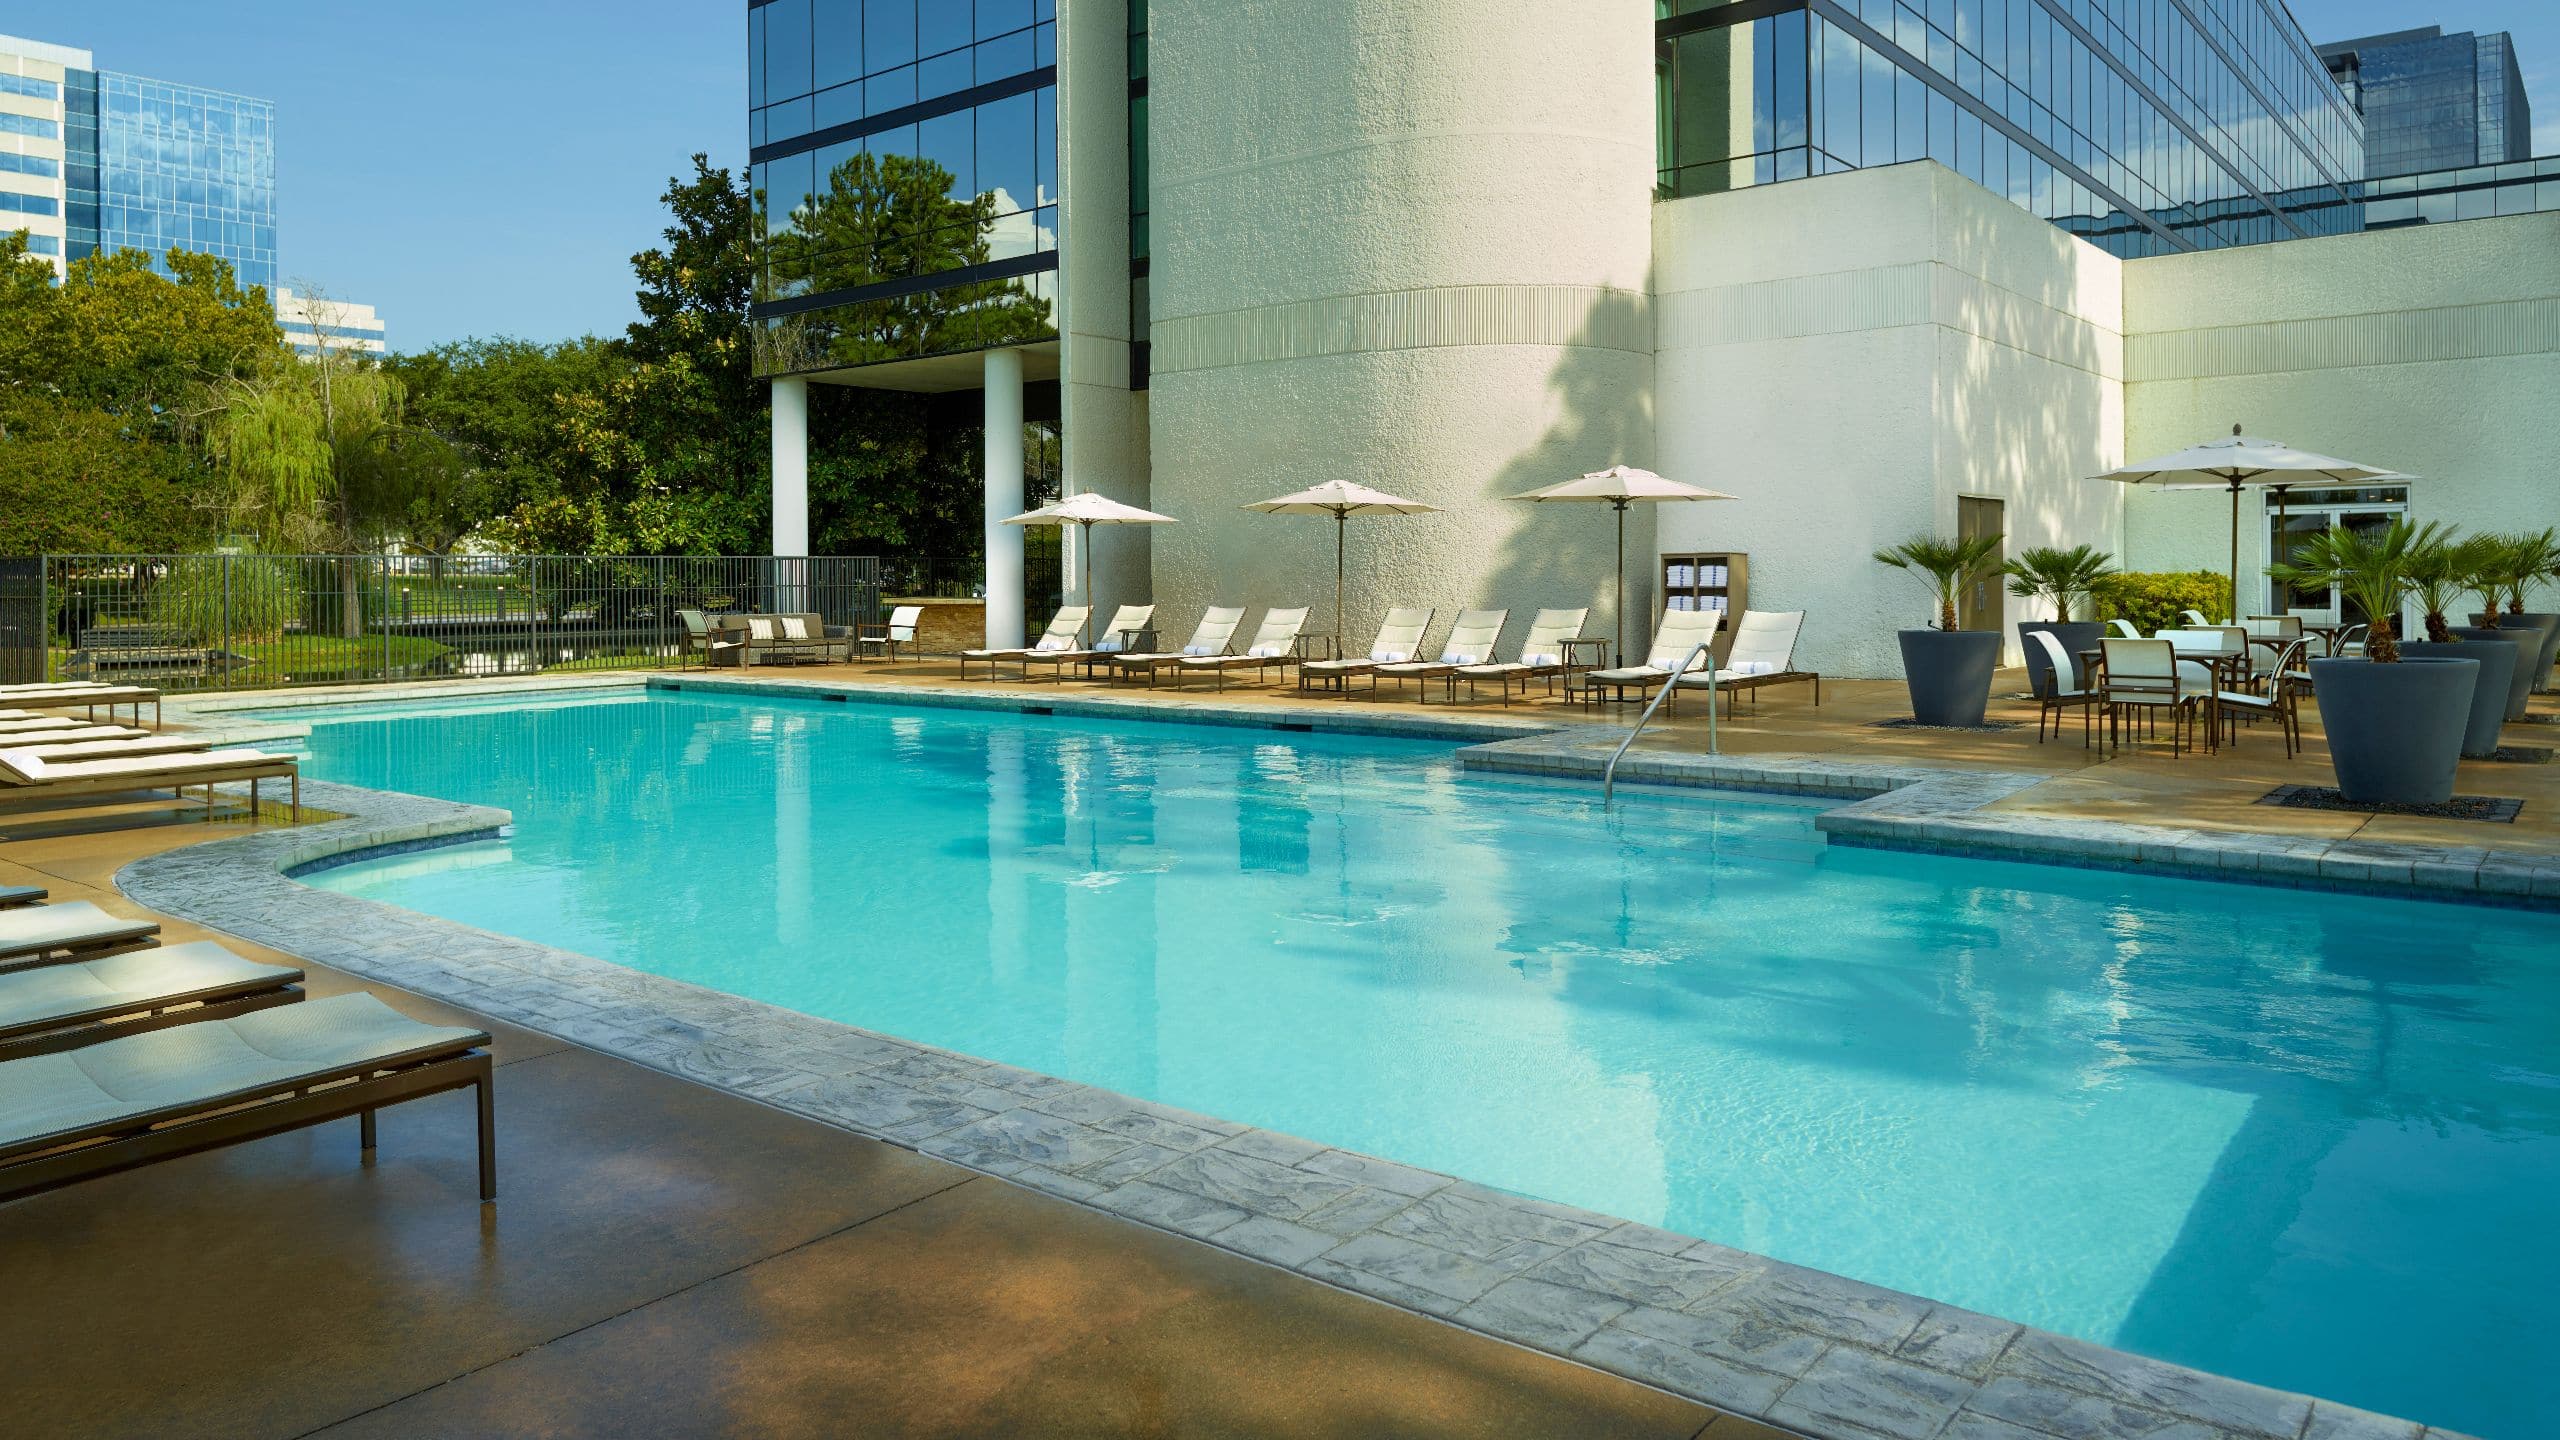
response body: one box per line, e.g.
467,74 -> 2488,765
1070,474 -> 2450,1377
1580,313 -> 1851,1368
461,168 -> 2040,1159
0,896 -> 496,1203
0,706 -> 301,820
953,603 -> 1820,710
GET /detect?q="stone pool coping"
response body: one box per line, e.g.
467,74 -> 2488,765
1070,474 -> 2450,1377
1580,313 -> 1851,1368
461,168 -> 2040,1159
119,776 -> 2467,1440
1462,731 -> 2560,911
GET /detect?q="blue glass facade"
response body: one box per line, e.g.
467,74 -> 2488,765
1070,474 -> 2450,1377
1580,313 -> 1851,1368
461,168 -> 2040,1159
1658,0 -> 2364,257
747,0 -> 1059,377
2317,27 -> 2532,178
63,71 -> 277,293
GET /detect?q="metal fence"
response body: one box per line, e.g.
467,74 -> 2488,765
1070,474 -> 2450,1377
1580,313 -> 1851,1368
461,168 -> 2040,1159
9,554 -> 884,694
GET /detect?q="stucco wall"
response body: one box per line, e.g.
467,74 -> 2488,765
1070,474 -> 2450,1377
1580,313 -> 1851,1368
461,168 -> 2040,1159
1141,0 -> 1657,660
1654,163 -> 2125,678
2120,211 -> 2560,621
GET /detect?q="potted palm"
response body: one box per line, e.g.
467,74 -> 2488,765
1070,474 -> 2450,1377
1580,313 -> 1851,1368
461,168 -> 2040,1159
2451,536 -> 2537,722
2496,530 -> 2559,695
2269,519 -> 2480,804
2398,530 -> 2515,758
1875,532 -> 2005,726
2004,545 -> 2115,700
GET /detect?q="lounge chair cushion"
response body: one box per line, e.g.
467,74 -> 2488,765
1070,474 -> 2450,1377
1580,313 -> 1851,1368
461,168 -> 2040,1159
0,901 -> 158,960
0,992 -> 485,1151
0,941 -> 297,1032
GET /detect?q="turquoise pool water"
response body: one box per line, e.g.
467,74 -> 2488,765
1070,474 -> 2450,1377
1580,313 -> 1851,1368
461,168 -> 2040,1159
292,691 -> 2558,1436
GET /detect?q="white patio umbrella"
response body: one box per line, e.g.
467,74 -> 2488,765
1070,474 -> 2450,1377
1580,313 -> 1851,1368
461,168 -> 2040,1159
2095,425 -> 2412,620
1244,480 -> 1442,657
1509,465 -> 1739,665
1002,491 -> 1179,643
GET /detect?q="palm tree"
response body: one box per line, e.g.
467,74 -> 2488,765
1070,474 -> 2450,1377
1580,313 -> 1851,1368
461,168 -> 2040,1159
2500,529 -> 2559,615
2267,519 -> 2433,663
2002,545 -> 2118,622
2403,529 -> 2494,643
1875,533 -> 2005,633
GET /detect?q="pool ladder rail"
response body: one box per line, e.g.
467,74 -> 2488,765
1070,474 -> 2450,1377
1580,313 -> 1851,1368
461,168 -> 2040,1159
1603,640 -> 1717,809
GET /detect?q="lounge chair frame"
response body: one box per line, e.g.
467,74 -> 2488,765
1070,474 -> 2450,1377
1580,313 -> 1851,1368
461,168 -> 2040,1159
0,1043 -> 495,1204
0,759 -> 301,823
0,975 -> 306,1061
0,909 -> 160,972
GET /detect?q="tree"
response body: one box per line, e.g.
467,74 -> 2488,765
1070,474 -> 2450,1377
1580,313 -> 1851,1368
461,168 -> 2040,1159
2003,545 -> 2118,623
1875,534 -> 2006,632
2267,520 -> 2438,663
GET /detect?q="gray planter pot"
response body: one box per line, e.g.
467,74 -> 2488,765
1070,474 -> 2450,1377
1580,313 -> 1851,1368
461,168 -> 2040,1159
2017,620 -> 2103,698
2309,657 -> 2479,805
2399,642 -> 2513,757
1899,629 -> 2003,726
2451,626 -> 2536,722
2472,613 -> 2560,694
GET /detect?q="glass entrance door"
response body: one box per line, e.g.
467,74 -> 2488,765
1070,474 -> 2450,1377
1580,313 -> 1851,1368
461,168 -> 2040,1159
2263,486 -> 2409,623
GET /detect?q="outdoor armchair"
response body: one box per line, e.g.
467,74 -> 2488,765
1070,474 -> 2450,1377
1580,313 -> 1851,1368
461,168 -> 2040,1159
858,605 -> 924,664
2099,637 -> 2207,755
2025,629 -> 2098,746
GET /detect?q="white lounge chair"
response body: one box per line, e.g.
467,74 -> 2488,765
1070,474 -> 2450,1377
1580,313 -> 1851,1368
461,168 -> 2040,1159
858,605 -> 924,664
1112,607 -> 1247,685
1299,608 -> 1435,695
1581,609 -> 1723,705
1375,609 -> 1508,702
0,723 -> 154,746
0,991 -> 498,1204
0,940 -> 303,1060
5,734 -> 217,762
959,606 -> 1092,680
1178,608 -> 1310,690
0,745 -> 299,821
0,885 -> 44,909
1453,608 -> 1591,705
1672,610 -> 1818,712
1021,604 -> 1159,683
0,685 -> 159,726
0,900 -> 160,971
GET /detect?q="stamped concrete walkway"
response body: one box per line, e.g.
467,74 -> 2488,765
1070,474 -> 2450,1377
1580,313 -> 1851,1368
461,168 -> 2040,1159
0,817 -> 1772,1440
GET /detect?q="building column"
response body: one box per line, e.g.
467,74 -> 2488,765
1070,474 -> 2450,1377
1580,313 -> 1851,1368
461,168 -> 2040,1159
983,348 -> 1026,647
771,377 -> 809,556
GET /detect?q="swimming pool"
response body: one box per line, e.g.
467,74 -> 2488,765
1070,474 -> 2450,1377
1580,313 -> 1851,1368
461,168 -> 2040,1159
290,690 -> 2557,1436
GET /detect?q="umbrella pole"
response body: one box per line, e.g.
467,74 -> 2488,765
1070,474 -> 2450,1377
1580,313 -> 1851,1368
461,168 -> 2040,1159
1335,512 -> 1346,660
2227,479 -> 2241,624
2271,486 -> 2289,615
1080,519 -> 1095,645
1615,501 -> 1629,668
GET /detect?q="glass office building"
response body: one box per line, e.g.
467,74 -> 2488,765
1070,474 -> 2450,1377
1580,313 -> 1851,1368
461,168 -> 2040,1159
748,0 -> 1059,376
1657,0 -> 2363,257
63,69 -> 277,294
2317,27 -> 2531,178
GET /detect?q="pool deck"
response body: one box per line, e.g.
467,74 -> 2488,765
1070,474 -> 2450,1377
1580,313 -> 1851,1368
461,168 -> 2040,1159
7,659 -> 2541,1439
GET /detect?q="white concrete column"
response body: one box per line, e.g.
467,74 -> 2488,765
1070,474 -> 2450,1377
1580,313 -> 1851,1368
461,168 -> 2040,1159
771,377 -> 809,556
983,348 -> 1026,647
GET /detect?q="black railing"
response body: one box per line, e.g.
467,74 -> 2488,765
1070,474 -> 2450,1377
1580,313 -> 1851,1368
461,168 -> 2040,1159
21,554 -> 883,694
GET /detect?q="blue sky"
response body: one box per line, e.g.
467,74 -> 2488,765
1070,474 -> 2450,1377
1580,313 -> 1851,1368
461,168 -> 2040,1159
6,2 -> 2552,353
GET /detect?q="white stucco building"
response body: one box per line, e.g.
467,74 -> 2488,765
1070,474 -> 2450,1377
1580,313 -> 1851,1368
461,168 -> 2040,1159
276,287 -> 388,359
751,1 -> 2558,674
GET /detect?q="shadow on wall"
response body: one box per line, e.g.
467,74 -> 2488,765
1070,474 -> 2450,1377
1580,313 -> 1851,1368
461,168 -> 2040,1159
1485,288 -> 1658,657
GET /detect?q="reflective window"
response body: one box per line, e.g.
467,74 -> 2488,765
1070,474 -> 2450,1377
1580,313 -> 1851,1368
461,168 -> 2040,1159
0,113 -> 58,139
0,152 -> 61,178
73,71 -> 277,292
0,73 -> 59,101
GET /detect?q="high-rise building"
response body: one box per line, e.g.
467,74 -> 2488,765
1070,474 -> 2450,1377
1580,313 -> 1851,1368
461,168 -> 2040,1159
0,31 -> 276,294
275,288 -> 386,359
2318,26 -> 2534,177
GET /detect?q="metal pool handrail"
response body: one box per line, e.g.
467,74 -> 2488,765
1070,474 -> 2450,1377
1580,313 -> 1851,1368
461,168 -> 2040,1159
1603,641 -> 1717,808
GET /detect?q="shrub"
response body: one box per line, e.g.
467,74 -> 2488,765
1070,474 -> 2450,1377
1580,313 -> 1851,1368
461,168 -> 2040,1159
147,555 -> 305,645
2092,571 -> 2231,635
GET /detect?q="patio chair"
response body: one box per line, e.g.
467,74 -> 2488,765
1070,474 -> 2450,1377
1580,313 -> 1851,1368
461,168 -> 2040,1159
2100,637 -> 2208,755
857,605 -> 924,664
2178,608 -> 2214,627
0,901 -> 159,972
1454,608 -> 1590,704
959,606 -> 1092,680
0,940 -> 303,1060
0,684 -> 159,727
2108,619 -> 2143,639
1021,604 -> 1159,683
1111,607 -> 1247,685
0,991 -> 498,1204
1375,609 -> 1508,702
1580,608 -> 1723,707
2334,622 -> 2368,657
1177,608 -> 1310,690
677,609 -> 744,670
0,745 -> 300,822
2024,630 -> 2098,746
0,885 -> 45,909
1299,608 -> 1435,695
2215,638 -> 2309,757
1672,610 -> 1819,712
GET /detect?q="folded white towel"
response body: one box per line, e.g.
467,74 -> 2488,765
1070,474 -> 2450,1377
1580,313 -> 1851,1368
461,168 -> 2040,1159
1095,638 -> 1125,653
1726,660 -> 1777,676
1374,650 -> 1410,664
1248,644 -> 1287,658
1035,636 -> 1073,652
1182,643 -> 1217,656
1521,652 -> 1560,667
